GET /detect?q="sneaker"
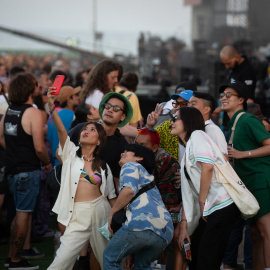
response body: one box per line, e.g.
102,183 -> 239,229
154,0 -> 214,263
8,258 -> 39,270
4,257 -> 11,267
22,248 -> 44,259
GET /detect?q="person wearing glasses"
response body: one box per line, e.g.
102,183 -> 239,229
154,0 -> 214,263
46,88 -> 117,270
171,106 -> 240,270
146,90 -> 193,163
220,81 -> 270,270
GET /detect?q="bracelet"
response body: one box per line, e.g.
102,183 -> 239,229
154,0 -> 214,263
248,150 -> 251,158
199,202 -> 205,206
180,219 -> 187,222
49,105 -> 56,124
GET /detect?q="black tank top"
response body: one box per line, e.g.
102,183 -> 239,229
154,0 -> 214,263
4,104 -> 40,175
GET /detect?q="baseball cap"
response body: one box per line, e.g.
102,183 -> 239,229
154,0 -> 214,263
219,81 -> 248,101
170,90 -> 193,101
56,86 -> 81,104
99,92 -> 133,127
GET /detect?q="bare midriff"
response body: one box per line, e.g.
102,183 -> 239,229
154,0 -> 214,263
74,180 -> 102,202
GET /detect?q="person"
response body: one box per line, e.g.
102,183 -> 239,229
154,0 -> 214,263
117,72 -> 143,127
188,92 -> 228,158
103,144 -> 174,269
71,102 -> 101,129
47,85 -> 81,166
135,128 -> 181,270
215,45 -> 257,131
247,102 -> 270,132
220,45 -> 256,102
147,90 -> 193,161
68,92 -> 133,193
79,59 -> 120,108
219,80 -> 270,270
172,106 -> 240,270
0,72 -> 51,270
46,87 -> 117,270
154,81 -> 197,127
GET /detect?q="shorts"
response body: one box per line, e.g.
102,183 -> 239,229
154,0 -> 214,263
7,170 -> 41,212
248,188 -> 270,225
0,167 -> 8,194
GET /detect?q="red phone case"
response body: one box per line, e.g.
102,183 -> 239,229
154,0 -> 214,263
51,75 -> 65,95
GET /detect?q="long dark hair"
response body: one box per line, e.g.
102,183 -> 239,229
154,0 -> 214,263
177,107 -> 205,145
77,122 -> 107,172
80,59 -> 119,103
71,103 -> 92,129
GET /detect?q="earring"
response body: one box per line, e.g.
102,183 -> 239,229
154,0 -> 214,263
97,143 -> 100,146
78,141 -> 81,145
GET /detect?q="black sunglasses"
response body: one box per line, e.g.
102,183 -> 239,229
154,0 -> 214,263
171,116 -> 181,122
219,92 -> 239,99
172,101 -> 189,108
104,102 -> 124,112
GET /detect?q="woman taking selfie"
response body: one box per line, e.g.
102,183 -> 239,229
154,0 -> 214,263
47,87 -> 116,270
171,107 -> 240,270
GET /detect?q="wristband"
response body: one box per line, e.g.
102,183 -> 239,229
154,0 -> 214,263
248,150 -> 251,158
49,105 -> 56,124
181,219 -> 187,222
199,202 -> 205,206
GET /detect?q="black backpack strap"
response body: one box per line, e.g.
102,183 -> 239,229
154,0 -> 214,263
129,181 -> 156,204
119,90 -> 126,95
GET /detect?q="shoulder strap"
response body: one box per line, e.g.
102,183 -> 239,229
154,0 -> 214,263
3,94 -> 10,105
129,181 -> 156,205
101,160 -> 108,179
119,90 -> 126,95
229,112 -> 245,145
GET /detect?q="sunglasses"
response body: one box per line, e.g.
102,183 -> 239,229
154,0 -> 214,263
172,101 -> 189,108
219,92 -> 239,99
171,116 -> 181,122
104,102 -> 124,112
139,127 -> 159,142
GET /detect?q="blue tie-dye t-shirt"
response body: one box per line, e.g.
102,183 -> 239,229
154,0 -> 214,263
119,162 -> 174,244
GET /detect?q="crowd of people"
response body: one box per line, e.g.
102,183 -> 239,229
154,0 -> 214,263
0,44 -> 269,270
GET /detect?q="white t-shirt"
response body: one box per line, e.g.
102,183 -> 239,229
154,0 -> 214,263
181,130 -> 233,235
205,119 -> 228,155
85,89 -> 104,108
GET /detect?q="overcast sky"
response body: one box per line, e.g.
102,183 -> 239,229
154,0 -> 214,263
0,0 -> 192,55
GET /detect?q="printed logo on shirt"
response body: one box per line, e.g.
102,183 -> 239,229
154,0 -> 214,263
5,122 -> 17,136
245,80 -> 253,85
6,108 -> 21,117
230,78 -> 236,84
189,153 -> 195,164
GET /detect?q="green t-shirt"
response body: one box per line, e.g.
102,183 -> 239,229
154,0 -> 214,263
229,110 -> 270,191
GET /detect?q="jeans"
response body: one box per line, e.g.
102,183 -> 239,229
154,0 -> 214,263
223,217 -> 253,269
7,170 -> 40,212
103,228 -> 167,270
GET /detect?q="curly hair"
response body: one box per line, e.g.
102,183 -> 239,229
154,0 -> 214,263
80,59 -> 119,103
8,72 -> 37,105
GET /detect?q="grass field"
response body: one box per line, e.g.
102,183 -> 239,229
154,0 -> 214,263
0,215 -> 57,270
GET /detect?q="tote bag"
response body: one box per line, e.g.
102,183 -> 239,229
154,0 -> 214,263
214,161 -> 260,219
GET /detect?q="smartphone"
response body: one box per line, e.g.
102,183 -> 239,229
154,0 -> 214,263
51,75 -> 65,95
182,239 -> 192,261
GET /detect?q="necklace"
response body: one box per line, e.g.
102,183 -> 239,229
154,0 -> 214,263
81,155 -> 95,162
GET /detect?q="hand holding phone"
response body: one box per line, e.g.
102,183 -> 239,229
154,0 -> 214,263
51,75 -> 65,95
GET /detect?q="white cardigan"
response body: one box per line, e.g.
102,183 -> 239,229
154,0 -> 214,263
52,136 -> 116,226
